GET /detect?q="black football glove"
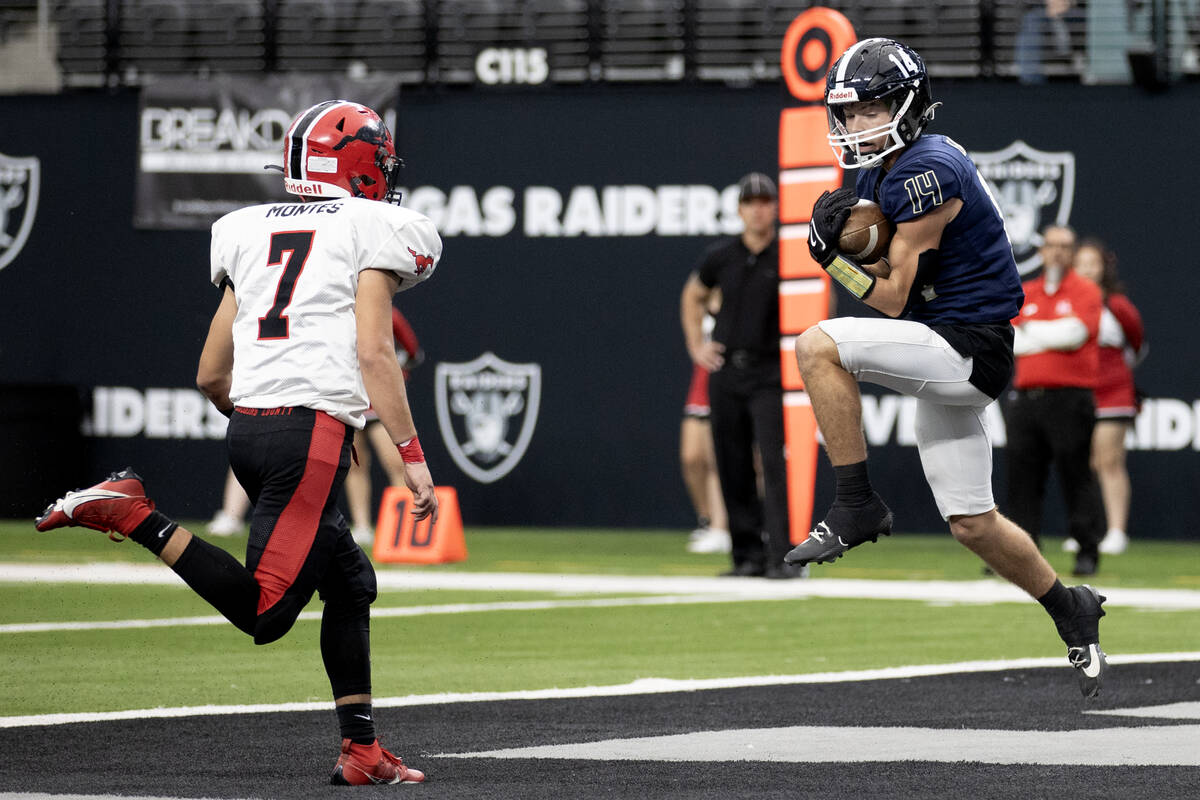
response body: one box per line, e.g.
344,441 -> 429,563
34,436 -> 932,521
808,187 -> 858,266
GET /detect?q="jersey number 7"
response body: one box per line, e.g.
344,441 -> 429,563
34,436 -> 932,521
258,230 -> 315,340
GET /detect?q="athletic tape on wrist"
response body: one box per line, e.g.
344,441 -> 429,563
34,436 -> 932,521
397,436 -> 425,464
825,254 -> 876,300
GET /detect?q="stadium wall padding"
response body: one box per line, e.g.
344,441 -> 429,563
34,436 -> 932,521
0,84 -> 1196,539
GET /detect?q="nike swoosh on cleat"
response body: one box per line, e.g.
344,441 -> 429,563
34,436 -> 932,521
62,489 -> 130,518
1081,646 -> 1103,678
837,536 -> 849,547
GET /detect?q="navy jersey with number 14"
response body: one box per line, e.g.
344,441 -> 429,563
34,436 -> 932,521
856,134 -> 1023,325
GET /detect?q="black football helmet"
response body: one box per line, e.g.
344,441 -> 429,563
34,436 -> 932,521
824,38 -> 939,169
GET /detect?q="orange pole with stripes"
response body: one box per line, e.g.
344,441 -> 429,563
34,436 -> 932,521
778,9 -> 856,543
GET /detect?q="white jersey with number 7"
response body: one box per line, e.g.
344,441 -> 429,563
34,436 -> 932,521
210,196 -> 442,428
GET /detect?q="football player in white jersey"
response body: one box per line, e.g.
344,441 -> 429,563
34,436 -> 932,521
37,100 -> 439,786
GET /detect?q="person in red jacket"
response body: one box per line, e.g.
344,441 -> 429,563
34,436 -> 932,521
1005,224 -> 1106,576
1069,238 -> 1146,556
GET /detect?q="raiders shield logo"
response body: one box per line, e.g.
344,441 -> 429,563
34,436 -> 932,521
435,352 -> 542,484
0,153 -> 40,273
971,140 -> 1075,276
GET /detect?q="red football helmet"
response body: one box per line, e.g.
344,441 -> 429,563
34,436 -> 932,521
282,100 -> 402,203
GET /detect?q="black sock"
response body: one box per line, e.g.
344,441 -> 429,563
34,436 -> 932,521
336,702 -> 376,745
834,461 -> 873,507
1038,579 -> 1077,621
125,510 -> 178,557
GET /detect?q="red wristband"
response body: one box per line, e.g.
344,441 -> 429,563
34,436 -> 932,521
397,436 -> 425,464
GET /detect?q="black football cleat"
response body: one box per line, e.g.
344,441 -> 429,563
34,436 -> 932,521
785,494 -> 893,566
1055,584 -> 1108,698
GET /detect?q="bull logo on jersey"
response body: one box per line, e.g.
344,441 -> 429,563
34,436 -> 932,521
435,352 -> 542,484
971,140 -> 1075,276
408,246 -> 434,276
0,153 -> 39,273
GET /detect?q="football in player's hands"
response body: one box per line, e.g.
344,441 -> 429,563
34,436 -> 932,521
808,188 -> 858,266
838,200 -> 894,265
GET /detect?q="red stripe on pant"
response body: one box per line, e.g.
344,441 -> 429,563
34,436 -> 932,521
253,411 -> 344,615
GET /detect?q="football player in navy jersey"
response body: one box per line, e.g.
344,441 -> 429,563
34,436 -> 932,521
786,38 -> 1107,697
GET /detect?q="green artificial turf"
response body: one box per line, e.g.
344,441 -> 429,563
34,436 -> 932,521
5,521 -> 1198,588
2,520 -> 1197,718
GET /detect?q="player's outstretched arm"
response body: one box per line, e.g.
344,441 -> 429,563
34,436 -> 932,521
356,268 -> 437,521
196,285 -> 238,416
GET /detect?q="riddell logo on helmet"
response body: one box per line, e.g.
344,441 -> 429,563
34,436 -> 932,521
827,88 -> 859,103
284,178 -> 322,195
284,177 -> 351,199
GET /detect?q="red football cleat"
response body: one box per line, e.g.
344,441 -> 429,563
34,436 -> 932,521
34,468 -> 156,541
330,739 -> 425,786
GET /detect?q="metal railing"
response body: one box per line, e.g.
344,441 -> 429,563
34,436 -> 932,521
0,1 -> 1195,91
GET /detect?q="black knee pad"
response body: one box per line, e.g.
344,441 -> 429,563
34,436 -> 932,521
319,536 -> 378,614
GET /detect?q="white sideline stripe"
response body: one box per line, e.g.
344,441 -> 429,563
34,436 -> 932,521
2,652 -> 1197,730
1086,701 -> 1200,720
4,562 -> 1200,609
0,796 -> 229,800
0,795 -> 230,800
0,594 -> 743,634
439,723 -> 1200,766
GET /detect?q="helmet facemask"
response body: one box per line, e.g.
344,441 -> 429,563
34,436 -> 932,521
823,38 -> 939,170
827,92 -> 917,170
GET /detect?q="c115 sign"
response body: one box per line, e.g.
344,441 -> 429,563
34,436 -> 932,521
475,48 -> 549,85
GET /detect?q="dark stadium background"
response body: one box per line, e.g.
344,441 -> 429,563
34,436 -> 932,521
0,3 -> 1196,541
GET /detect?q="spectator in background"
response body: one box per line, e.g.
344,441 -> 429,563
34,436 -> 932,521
1005,224 -> 1106,576
344,306 -> 424,546
207,467 -> 251,536
680,291 -> 730,554
1068,238 -> 1146,556
680,172 -> 803,579
1015,0 -> 1080,83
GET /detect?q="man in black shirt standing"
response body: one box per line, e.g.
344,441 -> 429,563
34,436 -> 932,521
680,173 -> 802,579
